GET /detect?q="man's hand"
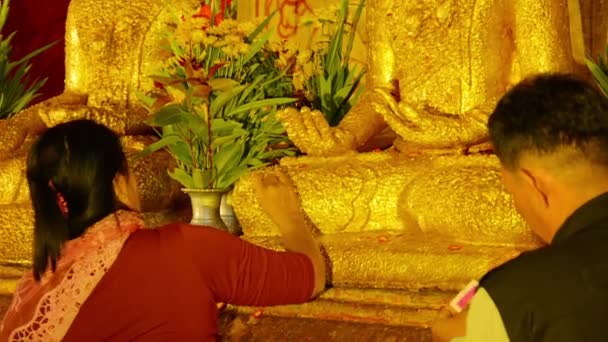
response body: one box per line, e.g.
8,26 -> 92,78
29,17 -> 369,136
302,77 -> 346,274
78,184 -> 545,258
431,308 -> 468,342
252,169 -> 302,227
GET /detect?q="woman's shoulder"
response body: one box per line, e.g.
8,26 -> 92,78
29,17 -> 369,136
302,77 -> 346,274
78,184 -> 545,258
144,222 -> 237,247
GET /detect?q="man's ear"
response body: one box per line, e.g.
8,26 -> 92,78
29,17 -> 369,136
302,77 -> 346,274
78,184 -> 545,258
520,167 -> 552,208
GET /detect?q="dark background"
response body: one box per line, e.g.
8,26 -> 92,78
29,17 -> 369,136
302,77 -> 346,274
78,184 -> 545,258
3,0 -> 71,104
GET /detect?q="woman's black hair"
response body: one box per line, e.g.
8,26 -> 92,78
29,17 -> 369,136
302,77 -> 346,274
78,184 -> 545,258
26,119 -> 128,280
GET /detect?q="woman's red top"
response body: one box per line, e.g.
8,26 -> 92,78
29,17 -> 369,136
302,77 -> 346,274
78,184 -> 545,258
61,222 -> 314,341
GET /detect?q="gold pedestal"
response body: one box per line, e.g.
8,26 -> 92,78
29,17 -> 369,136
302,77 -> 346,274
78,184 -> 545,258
245,234 -> 529,292
231,287 -> 455,328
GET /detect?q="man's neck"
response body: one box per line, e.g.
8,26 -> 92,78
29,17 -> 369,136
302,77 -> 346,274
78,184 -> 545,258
548,186 -> 608,242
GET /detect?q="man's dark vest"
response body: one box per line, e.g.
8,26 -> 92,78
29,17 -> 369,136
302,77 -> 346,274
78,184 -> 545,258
480,193 -> 608,341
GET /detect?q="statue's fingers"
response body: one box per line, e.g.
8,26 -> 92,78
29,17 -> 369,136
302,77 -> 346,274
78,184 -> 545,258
374,89 -> 402,117
311,110 -> 331,139
279,107 -> 306,136
279,109 -> 310,152
276,169 -> 294,187
375,88 -> 422,125
301,108 -> 323,141
261,171 -> 280,186
252,174 -> 265,196
282,123 -> 305,150
373,89 -> 420,129
371,100 -> 413,138
398,102 -> 422,122
277,107 -> 297,123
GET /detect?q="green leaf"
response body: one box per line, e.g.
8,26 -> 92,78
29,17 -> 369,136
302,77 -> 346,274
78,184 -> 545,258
208,78 -> 239,92
12,40 -> 57,66
334,84 -> 352,105
246,10 -> 278,43
168,168 -> 195,188
192,168 -> 208,188
214,141 -> 244,176
146,103 -> 185,126
167,140 -> 192,165
243,30 -> 272,65
216,167 -> 251,189
211,132 -> 248,148
135,134 -> 183,159
230,98 -> 297,116
248,158 -> 266,167
344,0 -> 365,64
185,112 -> 211,144
137,92 -> 156,110
210,84 -> 247,116
587,58 -> 608,97
238,74 -> 266,104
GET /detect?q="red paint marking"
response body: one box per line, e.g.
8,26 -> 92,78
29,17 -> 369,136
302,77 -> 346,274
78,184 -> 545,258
254,0 -> 314,39
251,309 -> 264,319
377,235 -> 389,243
448,244 -> 462,251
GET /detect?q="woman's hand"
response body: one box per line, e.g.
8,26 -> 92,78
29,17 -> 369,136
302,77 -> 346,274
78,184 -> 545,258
253,169 -> 303,227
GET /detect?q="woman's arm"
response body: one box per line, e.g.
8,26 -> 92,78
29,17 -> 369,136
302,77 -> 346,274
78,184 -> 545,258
252,169 -> 326,297
178,169 -> 326,306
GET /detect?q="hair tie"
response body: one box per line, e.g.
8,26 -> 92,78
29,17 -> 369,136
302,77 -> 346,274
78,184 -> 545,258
48,180 -> 69,217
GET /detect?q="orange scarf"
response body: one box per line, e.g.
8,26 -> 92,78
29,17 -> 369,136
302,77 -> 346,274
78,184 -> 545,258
0,210 -> 143,341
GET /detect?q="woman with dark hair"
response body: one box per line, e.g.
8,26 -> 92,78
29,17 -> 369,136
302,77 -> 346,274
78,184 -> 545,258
0,119 -> 325,341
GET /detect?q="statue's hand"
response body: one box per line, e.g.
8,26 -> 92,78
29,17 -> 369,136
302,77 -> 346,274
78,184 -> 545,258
372,88 -> 488,148
0,109 -> 46,161
278,107 -> 356,156
371,88 -> 423,136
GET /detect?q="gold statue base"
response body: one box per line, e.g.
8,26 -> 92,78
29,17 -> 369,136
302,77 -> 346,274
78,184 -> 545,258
245,235 -> 529,291
228,287 -> 454,328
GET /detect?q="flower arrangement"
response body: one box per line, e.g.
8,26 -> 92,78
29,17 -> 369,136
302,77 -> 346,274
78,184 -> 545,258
139,0 -> 366,189
139,3 -> 296,190
272,0 -> 366,126
0,0 -> 54,118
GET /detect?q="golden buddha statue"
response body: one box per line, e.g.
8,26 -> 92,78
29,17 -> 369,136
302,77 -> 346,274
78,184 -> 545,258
232,0 -> 594,296
0,0 -> 202,266
0,0 -> 604,330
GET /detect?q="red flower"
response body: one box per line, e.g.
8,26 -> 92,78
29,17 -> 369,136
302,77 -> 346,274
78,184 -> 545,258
213,13 -> 224,25
194,4 -> 223,25
198,4 -> 212,19
220,0 -> 232,11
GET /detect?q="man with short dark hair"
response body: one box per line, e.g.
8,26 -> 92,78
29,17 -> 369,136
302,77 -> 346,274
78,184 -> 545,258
432,74 -> 608,341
